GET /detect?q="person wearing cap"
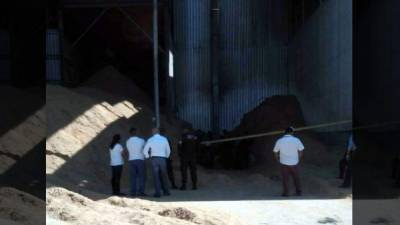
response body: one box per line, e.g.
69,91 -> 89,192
126,127 -> 146,197
273,127 -> 305,196
178,127 -> 200,190
143,127 -> 171,198
339,134 -> 357,188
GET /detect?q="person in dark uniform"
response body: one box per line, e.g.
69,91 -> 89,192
339,134 -> 356,188
160,128 -> 178,189
178,128 -> 199,190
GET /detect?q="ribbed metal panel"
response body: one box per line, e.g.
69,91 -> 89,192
0,30 -> 10,81
218,0 -> 288,130
46,29 -> 62,81
288,0 -> 352,131
173,0 -> 212,131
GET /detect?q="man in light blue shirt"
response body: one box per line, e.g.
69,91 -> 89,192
143,127 -> 171,198
126,127 -> 146,196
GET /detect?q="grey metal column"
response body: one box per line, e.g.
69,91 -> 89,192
211,0 -> 220,135
153,0 -> 160,128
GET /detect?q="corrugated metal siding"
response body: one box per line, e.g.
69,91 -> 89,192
0,30 -> 10,81
173,0 -> 289,131
46,29 -> 62,81
218,0 -> 288,130
173,0 -> 212,131
288,0 -> 352,131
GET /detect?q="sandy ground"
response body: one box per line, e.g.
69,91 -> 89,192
45,78 -> 354,225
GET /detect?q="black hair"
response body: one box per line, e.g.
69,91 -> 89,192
129,127 -> 137,134
285,127 -> 294,134
110,134 -> 121,149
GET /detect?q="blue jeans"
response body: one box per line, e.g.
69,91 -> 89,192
151,157 -> 170,195
129,160 -> 146,195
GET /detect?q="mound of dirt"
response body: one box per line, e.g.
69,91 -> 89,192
46,84 -> 183,193
46,187 -> 241,225
82,66 -> 152,107
0,85 -> 45,198
0,187 -> 45,225
229,95 -> 334,169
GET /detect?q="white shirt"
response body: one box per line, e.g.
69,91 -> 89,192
347,135 -> 357,152
110,143 -> 124,166
143,134 -> 171,159
126,136 -> 145,160
273,135 -> 305,166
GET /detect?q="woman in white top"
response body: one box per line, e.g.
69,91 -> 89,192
109,134 -> 126,196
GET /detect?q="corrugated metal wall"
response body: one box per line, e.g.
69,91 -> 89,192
173,0 -> 289,131
218,0 -> 288,130
173,0 -> 212,131
46,29 -> 62,82
288,0 -> 352,131
0,30 -> 10,81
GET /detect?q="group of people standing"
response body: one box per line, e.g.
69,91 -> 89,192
109,127 -> 200,198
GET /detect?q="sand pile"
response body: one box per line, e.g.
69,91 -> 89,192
46,187 -> 242,225
229,95 -> 334,169
0,85 -> 45,198
82,66 -> 152,107
0,187 -> 45,225
46,83 -> 183,193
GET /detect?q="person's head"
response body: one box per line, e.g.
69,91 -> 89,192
129,127 -> 137,136
159,127 -> 166,135
152,127 -> 159,135
110,134 -> 121,149
285,126 -> 294,135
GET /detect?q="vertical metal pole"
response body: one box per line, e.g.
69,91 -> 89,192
58,8 -> 65,85
211,0 -> 220,135
153,0 -> 160,128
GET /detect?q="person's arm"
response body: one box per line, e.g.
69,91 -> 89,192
297,139 -> 305,161
143,141 -> 150,159
165,139 -> 171,158
273,141 -> 280,162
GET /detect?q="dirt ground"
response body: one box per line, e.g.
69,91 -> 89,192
45,66 -> 355,225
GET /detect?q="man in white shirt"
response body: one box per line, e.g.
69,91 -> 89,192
143,127 -> 171,198
339,134 -> 357,188
126,128 -> 146,196
273,127 -> 305,196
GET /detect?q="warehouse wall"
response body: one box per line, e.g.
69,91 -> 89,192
173,0 -> 289,131
218,0 -> 288,130
288,0 -> 352,130
173,0 -> 212,131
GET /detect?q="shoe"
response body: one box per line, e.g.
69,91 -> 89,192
164,192 -> 171,196
296,191 -> 302,196
130,194 -> 137,197
180,186 -> 186,190
281,193 -> 289,197
172,185 -> 178,190
153,194 -> 161,198
192,186 -> 197,190
137,193 -> 148,197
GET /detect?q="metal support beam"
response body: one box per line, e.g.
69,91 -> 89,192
153,0 -> 160,128
71,7 -> 109,48
116,7 -> 167,54
211,0 -> 220,136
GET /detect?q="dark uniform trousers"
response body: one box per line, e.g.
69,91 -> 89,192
181,159 -> 197,188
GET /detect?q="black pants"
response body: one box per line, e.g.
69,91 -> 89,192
165,158 -> 177,188
181,160 -> 197,188
339,158 -> 348,179
111,165 -> 123,195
